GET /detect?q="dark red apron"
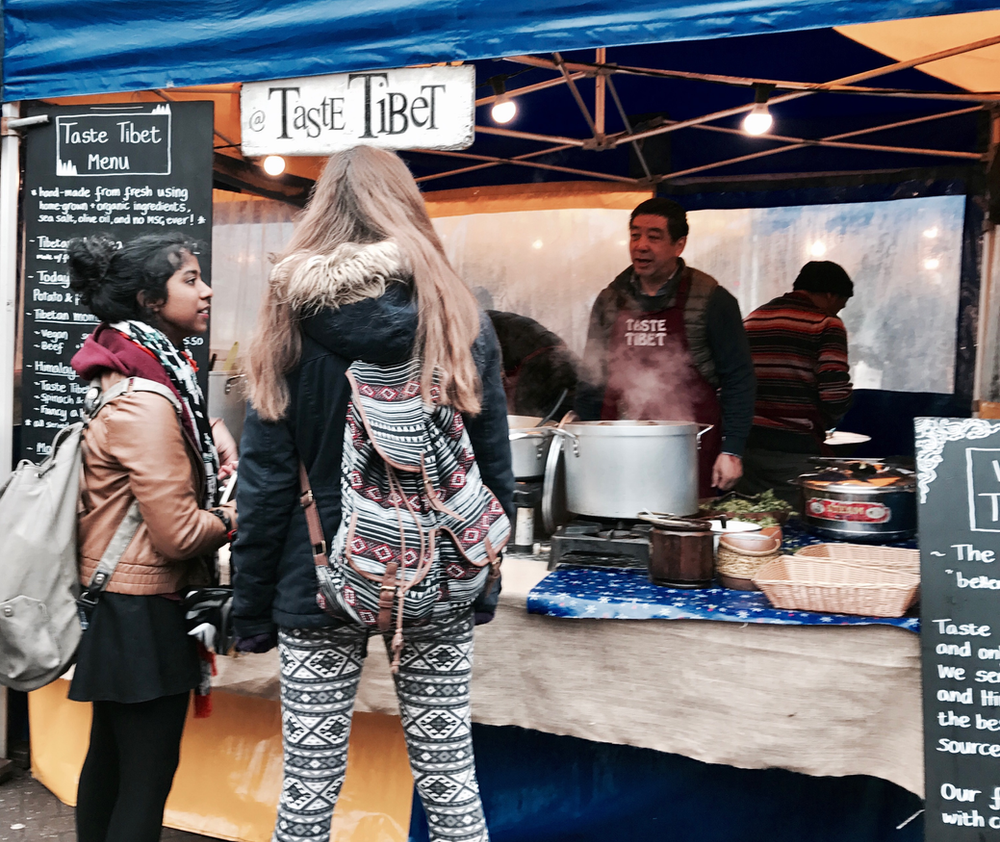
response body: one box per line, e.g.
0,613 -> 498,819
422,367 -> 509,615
601,273 -> 723,497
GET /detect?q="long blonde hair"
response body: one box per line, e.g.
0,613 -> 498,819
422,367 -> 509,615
247,146 -> 482,421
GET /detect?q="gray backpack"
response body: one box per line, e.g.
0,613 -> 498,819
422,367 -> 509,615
0,376 -> 180,691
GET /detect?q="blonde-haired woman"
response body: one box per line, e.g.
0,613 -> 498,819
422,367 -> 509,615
231,146 -> 513,842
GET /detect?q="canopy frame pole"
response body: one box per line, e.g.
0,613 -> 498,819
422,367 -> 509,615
506,54 -> 1000,102
605,76 -> 653,181
974,107 -> 1000,406
665,105 -> 984,180
553,53 -> 599,139
474,72 -> 586,106
474,125 -> 586,146
609,33 -> 1000,147
594,48 -> 606,139
413,143 -> 575,182
414,147 -> 640,184
0,101 -> 21,765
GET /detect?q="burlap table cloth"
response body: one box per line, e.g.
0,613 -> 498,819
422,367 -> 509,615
214,557 -> 924,795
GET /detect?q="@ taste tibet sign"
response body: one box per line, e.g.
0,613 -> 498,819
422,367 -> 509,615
241,65 -> 475,155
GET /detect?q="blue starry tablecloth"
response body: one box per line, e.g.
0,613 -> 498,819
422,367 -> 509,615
527,519 -> 920,632
779,518 -> 918,552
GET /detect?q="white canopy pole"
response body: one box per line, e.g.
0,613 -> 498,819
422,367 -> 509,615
0,100 -> 22,768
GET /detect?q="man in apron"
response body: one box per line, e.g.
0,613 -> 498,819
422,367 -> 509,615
576,198 -> 755,498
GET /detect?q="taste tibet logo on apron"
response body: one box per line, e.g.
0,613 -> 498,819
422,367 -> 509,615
601,271 -> 722,496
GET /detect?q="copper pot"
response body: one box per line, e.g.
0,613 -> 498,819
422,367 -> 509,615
648,527 -> 714,589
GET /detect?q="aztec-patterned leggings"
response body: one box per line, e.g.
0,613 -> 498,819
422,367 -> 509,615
273,609 -> 489,842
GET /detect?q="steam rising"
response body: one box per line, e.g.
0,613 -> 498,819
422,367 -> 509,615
605,338 -> 701,421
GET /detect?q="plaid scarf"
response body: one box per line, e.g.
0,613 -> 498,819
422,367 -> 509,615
110,320 -> 219,505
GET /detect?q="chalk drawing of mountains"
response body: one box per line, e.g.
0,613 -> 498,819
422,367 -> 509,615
151,103 -> 171,115
56,159 -> 78,176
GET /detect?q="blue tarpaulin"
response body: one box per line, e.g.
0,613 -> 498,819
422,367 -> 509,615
4,0 -> 1000,102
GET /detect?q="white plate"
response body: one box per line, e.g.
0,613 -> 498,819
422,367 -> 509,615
824,431 -> 872,446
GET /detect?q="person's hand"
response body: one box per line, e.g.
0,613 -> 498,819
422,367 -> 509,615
211,418 -> 239,476
712,453 -> 743,491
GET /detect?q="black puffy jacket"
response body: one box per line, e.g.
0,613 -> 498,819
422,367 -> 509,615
231,282 -> 514,636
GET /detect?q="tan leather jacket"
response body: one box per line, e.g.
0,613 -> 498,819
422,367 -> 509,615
78,372 -> 237,595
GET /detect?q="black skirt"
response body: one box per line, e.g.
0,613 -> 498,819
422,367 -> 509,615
69,592 -> 200,704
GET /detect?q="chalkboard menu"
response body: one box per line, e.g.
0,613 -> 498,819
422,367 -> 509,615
21,101 -> 214,459
917,417 -> 1000,839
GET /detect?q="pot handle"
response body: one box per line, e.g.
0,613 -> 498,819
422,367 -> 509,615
548,427 -> 580,456
509,430 -> 548,442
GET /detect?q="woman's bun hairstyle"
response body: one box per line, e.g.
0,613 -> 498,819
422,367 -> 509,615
67,234 -> 118,308
66,232 -> 201,324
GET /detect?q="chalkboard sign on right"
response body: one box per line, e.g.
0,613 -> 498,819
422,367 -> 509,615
917,417 -> 1000,839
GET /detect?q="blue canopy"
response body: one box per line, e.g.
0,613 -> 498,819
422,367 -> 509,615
4,0 -> 1000,102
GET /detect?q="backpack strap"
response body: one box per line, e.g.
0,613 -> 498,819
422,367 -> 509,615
299,460 -> 399,644
77,377 -> 184,607
77,499 -> 143,608
84,376 -> 183,423
298,461 -> 329,569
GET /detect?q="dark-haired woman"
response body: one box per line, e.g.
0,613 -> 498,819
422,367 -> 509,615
66,232 -> 238,842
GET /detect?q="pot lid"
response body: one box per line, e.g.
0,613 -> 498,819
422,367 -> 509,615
637,512 -> 707,531
798,460 -> 915,490
563,420 -> 700,437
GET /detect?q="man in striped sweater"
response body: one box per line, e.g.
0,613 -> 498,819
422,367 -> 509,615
738,261 -> 854,506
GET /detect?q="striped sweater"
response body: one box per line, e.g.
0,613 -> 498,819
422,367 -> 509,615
743,291 -> 853,438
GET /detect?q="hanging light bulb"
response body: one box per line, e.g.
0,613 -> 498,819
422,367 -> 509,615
489,77 -> 517,124
742,84 -> 775,136
492,97 -> 517,124
262,155 -> 285,176
743,103 -> 773,136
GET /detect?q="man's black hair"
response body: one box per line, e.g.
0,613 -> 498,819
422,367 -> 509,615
630,197 -> 689,242
792,261 -> 854,298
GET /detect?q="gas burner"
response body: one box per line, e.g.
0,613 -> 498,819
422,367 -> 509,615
556,551 -> 646,570
562,522 -> 601,537
549,519 -> 651,570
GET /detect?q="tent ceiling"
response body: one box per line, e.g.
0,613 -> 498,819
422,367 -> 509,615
839,10 -> 1000,92
23,11 -> 1000,197
5,0 -> 1000,102
402,25 -> 996,192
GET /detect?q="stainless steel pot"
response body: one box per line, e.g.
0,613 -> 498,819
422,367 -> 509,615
207,371 -> 247,444
557,420 -> 709,519
797,461 -> 916,542
508,415 -> 553,480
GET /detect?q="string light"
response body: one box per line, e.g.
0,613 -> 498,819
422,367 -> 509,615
262,155 -> 285,176
743,103 -> 773,136
490,77 -> 517,124
742,84 -> 775,136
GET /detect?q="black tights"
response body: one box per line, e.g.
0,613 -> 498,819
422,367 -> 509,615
76,693 -> 190,842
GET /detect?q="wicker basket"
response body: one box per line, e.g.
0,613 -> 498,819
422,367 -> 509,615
752,556 -> 920,618
794,543 -> 919,576
716,542 -> 782,583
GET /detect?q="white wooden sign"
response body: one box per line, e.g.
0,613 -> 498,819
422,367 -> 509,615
241,66 -> 475,156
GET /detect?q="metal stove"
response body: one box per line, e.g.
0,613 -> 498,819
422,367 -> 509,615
548,519 -> 651,571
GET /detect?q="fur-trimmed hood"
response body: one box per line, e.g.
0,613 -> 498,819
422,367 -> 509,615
274,240 -> 410,311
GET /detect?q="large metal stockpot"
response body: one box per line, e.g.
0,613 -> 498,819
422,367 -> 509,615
797,461 -> 916,543
557,420 -> 704,519
507,415 -> 554,480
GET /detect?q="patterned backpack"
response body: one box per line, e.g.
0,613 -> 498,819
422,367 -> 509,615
302,358 -> 510,670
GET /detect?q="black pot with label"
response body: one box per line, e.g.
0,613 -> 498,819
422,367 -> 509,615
796,460 -> 916,543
